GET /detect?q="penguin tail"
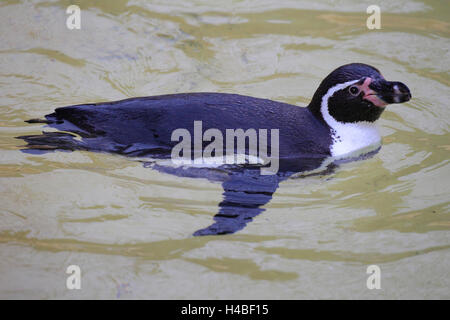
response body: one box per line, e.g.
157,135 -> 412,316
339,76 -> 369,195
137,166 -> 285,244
24,118 -> 52,124
16,131 -> 85,152
24,112 -> 59,125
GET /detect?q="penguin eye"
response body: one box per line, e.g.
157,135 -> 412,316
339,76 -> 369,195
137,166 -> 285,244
349,85 -> 360,96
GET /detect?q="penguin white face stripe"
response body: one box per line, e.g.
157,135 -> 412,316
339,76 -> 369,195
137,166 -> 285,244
320,79 -> 382,157
320,79 -> 360,128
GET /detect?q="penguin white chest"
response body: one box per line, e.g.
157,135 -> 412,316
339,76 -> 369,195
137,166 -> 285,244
329,122 -> 381,157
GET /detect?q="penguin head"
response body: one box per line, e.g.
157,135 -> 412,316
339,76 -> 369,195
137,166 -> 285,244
308,63 -> 411,124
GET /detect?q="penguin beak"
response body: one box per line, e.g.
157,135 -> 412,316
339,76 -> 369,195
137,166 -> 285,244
359,77 -> 411,107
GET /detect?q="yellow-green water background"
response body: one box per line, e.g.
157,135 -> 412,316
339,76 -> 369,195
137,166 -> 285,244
0,0 -> 449,299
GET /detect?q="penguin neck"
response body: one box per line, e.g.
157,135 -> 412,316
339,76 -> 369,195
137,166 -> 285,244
307,89 -> 328,125
327,120 -> 381,158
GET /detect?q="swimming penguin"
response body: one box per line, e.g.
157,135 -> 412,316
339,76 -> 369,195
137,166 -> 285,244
18,63 -> 411,236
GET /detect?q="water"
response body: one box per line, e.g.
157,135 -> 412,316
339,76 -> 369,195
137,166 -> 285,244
0,0 -> 449,299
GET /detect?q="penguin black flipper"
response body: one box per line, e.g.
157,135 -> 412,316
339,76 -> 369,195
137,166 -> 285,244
148,155 -> 335,236
193,168 -> 281,236
190,156 -> 336,236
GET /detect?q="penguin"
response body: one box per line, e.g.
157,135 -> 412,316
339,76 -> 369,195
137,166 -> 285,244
18,63 -> 411,236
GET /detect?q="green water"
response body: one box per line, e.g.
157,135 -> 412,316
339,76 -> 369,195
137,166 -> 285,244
0,0 -> 449,299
